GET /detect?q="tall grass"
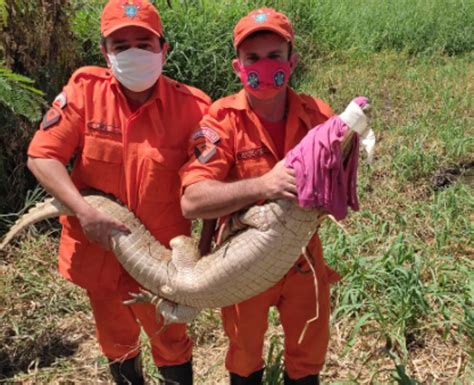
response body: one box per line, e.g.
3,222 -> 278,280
309,51 -> 473,381
71,0 -> 474,99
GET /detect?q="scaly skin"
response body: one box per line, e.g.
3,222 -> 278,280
0,192 -> 321,322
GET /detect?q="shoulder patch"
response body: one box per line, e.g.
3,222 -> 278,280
191,126 -> 220,144
191,126 -> 220,164
41,108 -> 61,130
53,92 -> 67,109
194,143 -> 217,164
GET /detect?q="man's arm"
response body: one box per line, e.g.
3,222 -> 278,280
181,160 -> 297,219
27,157 -> 129,250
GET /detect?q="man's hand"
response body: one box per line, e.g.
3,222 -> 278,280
258,160 -> 297,201
76,206 -> 130,251
181,161 -> 298,220
27,157 -> 130,250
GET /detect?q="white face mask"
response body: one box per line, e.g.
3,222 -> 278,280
108,48 -> 163,92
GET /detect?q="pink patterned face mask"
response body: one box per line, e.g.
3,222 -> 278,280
234,58 -> 291,100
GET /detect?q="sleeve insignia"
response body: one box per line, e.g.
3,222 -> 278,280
53,92 -> 67,109
194,142 -> 217,164
41,108 -> 61,130
191,126 -> 220,144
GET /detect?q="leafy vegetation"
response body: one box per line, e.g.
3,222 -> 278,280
0,0 -> 78,221
0,67 -> 45,222
0,66 -> 44,121
308,51 -> 473,384
0,0 -> 472,384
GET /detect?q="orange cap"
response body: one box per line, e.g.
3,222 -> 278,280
101,0 -> 164,38
233,8 -> 294,49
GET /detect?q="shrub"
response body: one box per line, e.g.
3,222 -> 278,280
0,66 -> 45,223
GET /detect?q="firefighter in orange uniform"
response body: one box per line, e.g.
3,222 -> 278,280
27,1 -> 210,384
181,9 -> 340,385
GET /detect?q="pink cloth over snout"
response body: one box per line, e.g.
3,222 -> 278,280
353,96 -> 369,108
284,98 -> 365,220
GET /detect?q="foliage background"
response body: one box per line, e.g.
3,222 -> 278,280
1,0 -> 473,220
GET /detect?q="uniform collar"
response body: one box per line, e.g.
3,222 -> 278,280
229,87 -> 312,130
226,87 -> 314,160
287,88 -> 312,130
110,73 -> 164,112
230,88 -> 251,110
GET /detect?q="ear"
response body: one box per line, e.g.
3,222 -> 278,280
232,59 -> 241,77
161,41 -> 169,64
100,44 -> 111,67
289,53 -> 299,75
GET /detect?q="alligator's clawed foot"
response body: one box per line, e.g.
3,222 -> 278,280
123,289 -> 200,324
124,288 -> 161,306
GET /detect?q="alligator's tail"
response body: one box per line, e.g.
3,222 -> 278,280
0,198 -> 69,250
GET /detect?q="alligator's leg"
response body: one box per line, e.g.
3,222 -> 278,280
124,289 -> 200,324
124,288 -> 161,306
169,236 -> 200,269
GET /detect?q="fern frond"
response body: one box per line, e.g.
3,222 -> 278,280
0,65 -> 45,122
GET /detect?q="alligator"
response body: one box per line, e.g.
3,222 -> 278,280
0,98 -> 370,323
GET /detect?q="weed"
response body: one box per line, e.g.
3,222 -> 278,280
392,364 -> 419,385
264,334 -> 284,385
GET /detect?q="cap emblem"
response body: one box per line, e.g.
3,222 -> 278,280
122,0 -> 141,18
254,13 -> 269,23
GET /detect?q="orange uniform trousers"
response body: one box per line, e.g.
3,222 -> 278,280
222,239 -> 334,380
87,274 -> 191,366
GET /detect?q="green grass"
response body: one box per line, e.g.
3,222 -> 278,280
71,0 -> 474,100
0,233 -> 93,382
308,51 -> 473,383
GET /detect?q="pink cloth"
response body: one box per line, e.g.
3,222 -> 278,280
284,112 -> 360,220
354,96 -> 369,108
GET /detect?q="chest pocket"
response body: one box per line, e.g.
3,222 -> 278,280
140,148 -> 187,203
78,135 -> 123,196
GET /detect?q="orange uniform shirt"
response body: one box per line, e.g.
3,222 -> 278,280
181,88 -> 339,271
28,66 -> 210,292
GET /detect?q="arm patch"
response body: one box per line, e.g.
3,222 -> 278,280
194,142 -> 217,164
41,108 -> 61,130
53,92 -> 67,109
191,126 -> 221,164
191,126 -> 220,144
